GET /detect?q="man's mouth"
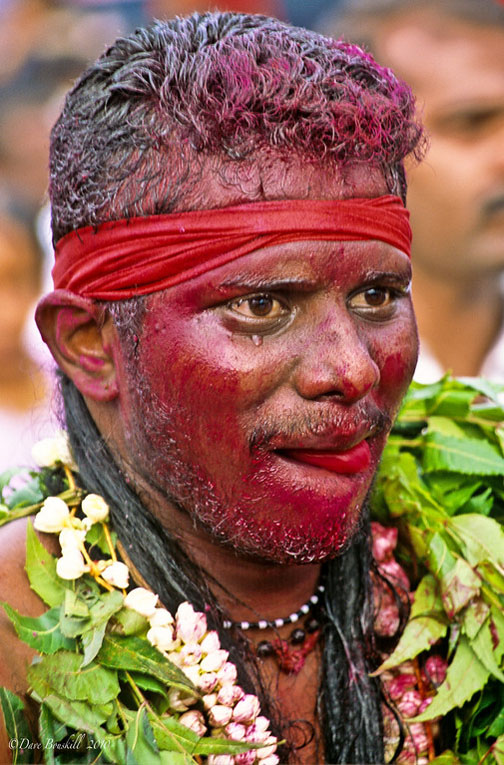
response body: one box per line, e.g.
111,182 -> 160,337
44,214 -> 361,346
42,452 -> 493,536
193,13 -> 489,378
280,440 -> 371,474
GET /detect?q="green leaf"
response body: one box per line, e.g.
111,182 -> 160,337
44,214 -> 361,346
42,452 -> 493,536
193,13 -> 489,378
37,693 -> 109,733
25,522 -> 68,607
430,752 -> 460,765
39,703 -> 67,765
28,651 -> 120,705
126,707 -> 161,765
86,523 -> 117,556
64,588 -> 90,619
440,558 -> 481,619
123,672 -> 169,696
89,589 -> 124,628
428,533 -> 457,580
2,602 -> 76,654
81,622 -> 107,667
0,687 -> 33,764
7,481 -> 44,510
112,607 -> 149,637
470,607 -> 504,683
448,514 -> 504,572
494,734 -> 504,765
413,636 -> 490,722
375,575 -> 447,671
98,635 -> 196,695
423,433 -> 504,476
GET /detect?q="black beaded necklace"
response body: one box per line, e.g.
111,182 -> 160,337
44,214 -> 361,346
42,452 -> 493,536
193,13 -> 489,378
222,584 -> 325,631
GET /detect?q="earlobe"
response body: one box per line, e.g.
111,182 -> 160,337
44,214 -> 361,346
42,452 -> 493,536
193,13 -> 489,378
35,290 -> 119,402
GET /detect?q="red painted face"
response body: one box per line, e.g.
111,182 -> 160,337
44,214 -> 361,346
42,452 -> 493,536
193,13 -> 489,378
118,164 -> 418,564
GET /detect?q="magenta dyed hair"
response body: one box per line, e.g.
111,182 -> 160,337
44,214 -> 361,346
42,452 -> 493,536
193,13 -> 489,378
49,12 -> 424,243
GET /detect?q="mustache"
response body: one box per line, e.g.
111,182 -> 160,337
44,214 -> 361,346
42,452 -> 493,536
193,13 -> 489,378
482,193 -> 504,220
249,402 -> 392,452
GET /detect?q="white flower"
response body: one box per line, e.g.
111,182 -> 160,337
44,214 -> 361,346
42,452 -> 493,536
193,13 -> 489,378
81,493 -> 109,523
200,649 -> 229,673
58,526 -> 86,552
218,684 -> 244,706
235,751 -> 256,765
147,625 -> 178,653
200,630 -> 221,654
182,665 -> 201,686
34,497 -> 70,533
208,704 -> 233,727
232,694 -> 261,724
124,587 -> 158,617
175,602 -> 207,643
56,549 -> 88,580
202,693 -> 218,710
31,432 -> 75,469
101,561 -> 130,589
149,608 -> 174,628
225,722 -> 246,741
178,710 -> 207,737
260,756 -> 279,765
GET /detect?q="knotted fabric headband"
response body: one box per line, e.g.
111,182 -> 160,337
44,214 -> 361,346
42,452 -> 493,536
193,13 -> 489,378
52,195 -> 411,300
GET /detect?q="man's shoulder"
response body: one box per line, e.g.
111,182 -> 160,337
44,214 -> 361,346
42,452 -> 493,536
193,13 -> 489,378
0,518 -> 48,694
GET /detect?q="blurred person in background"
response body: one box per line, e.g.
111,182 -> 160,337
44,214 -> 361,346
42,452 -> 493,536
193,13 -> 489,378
320,0 -> 504,383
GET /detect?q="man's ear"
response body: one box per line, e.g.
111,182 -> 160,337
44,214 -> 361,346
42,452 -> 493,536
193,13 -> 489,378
35,290 -> 119,401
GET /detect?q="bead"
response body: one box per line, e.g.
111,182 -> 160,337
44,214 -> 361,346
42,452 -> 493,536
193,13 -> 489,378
274,618 -> 285,628
300,604 -> 310,614
258,620 -> 268,630
240,621 -> 250,630
289,613 -> 299,622
256,640 -> 275,658
305,617 -> 320,633
290,628 -> 306,645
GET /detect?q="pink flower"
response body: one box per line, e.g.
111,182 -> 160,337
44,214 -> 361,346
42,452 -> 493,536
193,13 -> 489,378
260,757 -> 280,765
208,704 -> 233,727
178,710 -> 207,737
379,559 -> 410,591
397,690 -> 422,718
256,736 -> 278,759
200,630 -> 221,654
176,602 -> 207,643
202,693 -> 218,710
374,603 -> 400,637
198,672 -> 219,693
180,642 -> 203,666
409,722 -> 430,754
207,756 -> 234,765
418,697 -> 433,714
371,522 -> 398,562
234,751 -> 256,765
425,655 -> 448,687
233,694 -> 261,724
386,673 -> 417,701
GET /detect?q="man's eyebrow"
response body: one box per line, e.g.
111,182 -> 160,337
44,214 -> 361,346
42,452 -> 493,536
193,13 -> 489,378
218,274 -> 318,291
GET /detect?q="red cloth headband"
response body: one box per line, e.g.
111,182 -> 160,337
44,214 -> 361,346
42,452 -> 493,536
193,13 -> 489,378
53,195 -> 411,300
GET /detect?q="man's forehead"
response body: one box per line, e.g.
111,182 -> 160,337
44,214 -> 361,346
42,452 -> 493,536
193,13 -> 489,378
181,156 -> 388,212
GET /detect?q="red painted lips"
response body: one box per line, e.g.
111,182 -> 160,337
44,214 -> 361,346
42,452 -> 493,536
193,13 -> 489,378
282,440 -> 371,474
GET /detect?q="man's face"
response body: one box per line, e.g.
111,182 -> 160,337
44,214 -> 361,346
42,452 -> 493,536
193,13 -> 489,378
117,163 -> 418,564
379,12 -> 504,278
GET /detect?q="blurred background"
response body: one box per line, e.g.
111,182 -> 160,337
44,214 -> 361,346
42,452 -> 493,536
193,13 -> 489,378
1,0 -> 503,468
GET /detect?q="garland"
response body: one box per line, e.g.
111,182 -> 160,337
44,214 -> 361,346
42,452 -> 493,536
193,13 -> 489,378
0,376 -> 503,764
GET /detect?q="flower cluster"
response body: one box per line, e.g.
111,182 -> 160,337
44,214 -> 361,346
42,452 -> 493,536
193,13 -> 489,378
371,523 -> 448,764
125,590 -> 279,765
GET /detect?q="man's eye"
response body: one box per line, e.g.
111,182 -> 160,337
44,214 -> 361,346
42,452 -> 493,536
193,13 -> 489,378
348,287 -> 404,318
229,294 -> 287,319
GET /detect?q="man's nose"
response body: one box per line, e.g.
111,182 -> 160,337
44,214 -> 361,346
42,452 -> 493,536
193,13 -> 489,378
292,308 -> 380,404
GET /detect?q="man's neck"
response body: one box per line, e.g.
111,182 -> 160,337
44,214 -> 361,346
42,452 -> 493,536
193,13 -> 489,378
412,263 -> 503,377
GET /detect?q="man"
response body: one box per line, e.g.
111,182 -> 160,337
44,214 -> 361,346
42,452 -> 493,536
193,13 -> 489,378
0,13 -> 423,763
321,0 -> 504,382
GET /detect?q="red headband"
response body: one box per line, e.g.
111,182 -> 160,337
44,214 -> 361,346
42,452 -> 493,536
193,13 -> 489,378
52,195 -> 411,300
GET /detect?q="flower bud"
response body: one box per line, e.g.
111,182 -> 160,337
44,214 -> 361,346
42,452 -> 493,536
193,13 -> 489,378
425,655 -> 447,686
166,649 -> 183,666
386,673 -> 417,701
224,722 -> 246,741
178,710 -> 207,737
216,662 -> 238,685
34,497 -> 70,533
182,664 -> 201,686
150,608 -> 174,628
167,688 -> 197,712
31,433 -> 75,469
81,493 -> 109,524
200,630 -> 221,654
409,722 -> 429,754
200,649 -> 229,673
260,756 -> 280,765
202,693 -> 218,710
147,625 -> 178,653
235,751 -> 256,765
207,756 -> 234,765
101,561 -> 130,589
180,643 -> 203,666
56,549 -> 88,580
218,684 -> 244,706
252,716 -> 270,734
233,694 -> 261,724
124,587 -> 158,617
379,558 -> 410,591
256,736 -> 278,759
59,527 -> 86,552
176,602 -> 207,643
208,704 -> 233,727
198,673 -> 218,693
371,522 -> 398,562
